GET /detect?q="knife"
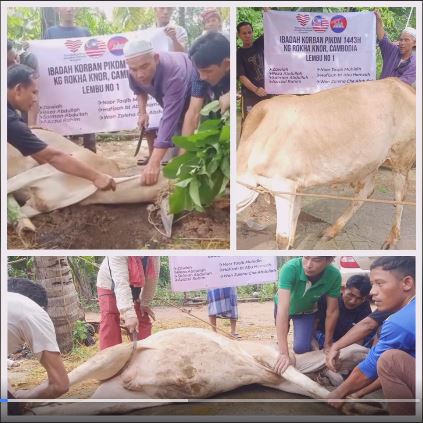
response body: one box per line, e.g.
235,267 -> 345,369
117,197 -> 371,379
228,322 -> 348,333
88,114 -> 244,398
134,126 -> 145,157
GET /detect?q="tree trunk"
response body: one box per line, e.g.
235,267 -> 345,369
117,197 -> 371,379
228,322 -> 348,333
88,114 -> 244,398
67,258 -> 93,303
41,7 -> 57,38
33,256 -> 84,353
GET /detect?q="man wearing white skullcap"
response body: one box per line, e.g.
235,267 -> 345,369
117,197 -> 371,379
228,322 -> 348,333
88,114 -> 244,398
123,38 -> 194,185
374,10 -> 416,86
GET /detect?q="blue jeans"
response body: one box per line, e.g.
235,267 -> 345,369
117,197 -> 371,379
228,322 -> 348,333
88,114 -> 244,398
274,303 -> 316,354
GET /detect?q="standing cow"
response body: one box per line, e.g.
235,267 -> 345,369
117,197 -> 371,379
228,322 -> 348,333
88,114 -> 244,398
236,78 -> 416,249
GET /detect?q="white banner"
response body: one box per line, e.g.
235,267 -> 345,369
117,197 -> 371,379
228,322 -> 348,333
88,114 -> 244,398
169,256 -> 278,292
264,11 -> 376,94
29,28 -> 168,135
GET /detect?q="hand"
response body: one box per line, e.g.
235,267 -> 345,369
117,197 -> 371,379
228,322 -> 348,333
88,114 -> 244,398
93,173 -> 116,191
255,87 -> 267,97
139,305 -> 156,321
125,316 -> 139,334
263,7 -> 271,12
323,342 -> 332,355
326,345 -> 341,372
326,389 -> 345,409
138,113 -> 149,129
140,161 -> 160,186
374,9 -> 382,21
219,92 -> 230,113
274,352 -> 294,376
164,25 -> 177,41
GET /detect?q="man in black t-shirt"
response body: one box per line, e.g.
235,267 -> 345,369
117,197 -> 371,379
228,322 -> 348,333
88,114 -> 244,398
237,19 -> 272,125
7,64 -> 115,191
315,275 -> 372,348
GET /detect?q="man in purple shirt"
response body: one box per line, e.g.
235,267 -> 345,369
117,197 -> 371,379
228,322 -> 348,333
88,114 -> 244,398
375,10 -> 416,86
124,39 -> 194,186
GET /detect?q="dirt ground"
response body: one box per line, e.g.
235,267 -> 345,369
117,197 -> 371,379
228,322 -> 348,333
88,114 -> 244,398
8,137 -> 229,250
8,301 -> 385,417
237,168 -> 416,250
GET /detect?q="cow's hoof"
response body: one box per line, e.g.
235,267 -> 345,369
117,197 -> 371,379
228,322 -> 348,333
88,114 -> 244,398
276,234 -> 290,249
320,228 -> 336,241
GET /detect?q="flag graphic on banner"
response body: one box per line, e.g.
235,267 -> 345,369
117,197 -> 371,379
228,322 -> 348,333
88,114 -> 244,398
64,39 -> 82,53
84,38 -> 107,57
296,14 -> 310,26
312,15 -> 329,32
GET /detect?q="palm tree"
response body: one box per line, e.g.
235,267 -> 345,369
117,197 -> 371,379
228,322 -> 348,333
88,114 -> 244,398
33,256 -> 84,353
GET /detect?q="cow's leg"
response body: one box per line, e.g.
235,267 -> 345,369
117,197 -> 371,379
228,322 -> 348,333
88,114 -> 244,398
381,170 -> 408,249
271,179 -> 301,249
321,171 -> 376,241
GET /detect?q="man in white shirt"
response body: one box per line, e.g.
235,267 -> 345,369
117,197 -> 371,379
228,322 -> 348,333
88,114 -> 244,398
7,278 -> 69,400
96,256 -> 160,350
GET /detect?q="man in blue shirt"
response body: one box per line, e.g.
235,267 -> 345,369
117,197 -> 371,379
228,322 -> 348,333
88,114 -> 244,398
327,256 -> 415,415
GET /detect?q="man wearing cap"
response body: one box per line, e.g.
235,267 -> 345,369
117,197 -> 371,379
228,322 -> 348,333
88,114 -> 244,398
124,39 -> 194,186
375,10 -> 416,86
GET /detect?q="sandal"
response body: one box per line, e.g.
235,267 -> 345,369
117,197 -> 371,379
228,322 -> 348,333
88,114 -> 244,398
137,157 -> 149,166
231,333 -> 242,339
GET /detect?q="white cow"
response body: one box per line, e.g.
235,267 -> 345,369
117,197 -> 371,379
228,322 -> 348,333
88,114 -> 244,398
8,128 -> 167,223
236,78 -> 416,249
30,328 -> 382,416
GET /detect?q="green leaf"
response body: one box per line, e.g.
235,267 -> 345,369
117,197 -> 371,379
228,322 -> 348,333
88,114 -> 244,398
220,156 -> 230,179
188,178 -> 203,211
219,124 -> 230,142
169,186 -> 193,214
172,129 -> 220,150
200,100 -> 220,116
163,152 -> 198,179
174,177 -> 193,188
198,119 -> 222,132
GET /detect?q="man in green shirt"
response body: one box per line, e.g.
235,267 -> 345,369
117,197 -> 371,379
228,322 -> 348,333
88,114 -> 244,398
274,257 -> 341,376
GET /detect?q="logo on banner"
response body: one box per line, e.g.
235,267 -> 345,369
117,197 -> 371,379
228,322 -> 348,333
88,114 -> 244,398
107,36 -> 128,56
296,14 -> 310,26
330,15 -> 348,33
64,39 -> 83,53
311,15 -> 329,33
84,38 -> 107,58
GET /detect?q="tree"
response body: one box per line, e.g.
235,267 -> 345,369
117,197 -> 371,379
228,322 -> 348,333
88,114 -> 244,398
33,256 -> 84,353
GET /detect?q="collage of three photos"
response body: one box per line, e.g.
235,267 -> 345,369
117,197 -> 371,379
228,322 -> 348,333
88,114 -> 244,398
3,3 -> 419,421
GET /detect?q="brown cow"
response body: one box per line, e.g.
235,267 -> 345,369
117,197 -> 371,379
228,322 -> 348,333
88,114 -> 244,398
236,78 -> 416,249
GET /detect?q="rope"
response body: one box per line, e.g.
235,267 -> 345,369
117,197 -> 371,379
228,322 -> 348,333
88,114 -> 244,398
159,298 -> 240,340
237,181 -> 416,207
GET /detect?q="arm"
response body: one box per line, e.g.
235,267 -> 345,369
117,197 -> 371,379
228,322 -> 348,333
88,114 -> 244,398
107,257 -> 138,333
14,351 -> 69,399
326,367 -> 373,408
326,316 -> 379,371
274,288 -> 292,375
374,10 -> 385,41
323,296 -> 339,351
139,257 -> 160,320
351,378 -> 381,398
164,26 -> 187,52
239,75 -> 267,97
181,96 -> 204,136
137,93 -> 149,128
32,146 -> 115,191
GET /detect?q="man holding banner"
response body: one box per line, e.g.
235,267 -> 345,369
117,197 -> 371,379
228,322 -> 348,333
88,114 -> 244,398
124,38 -> 194,186
44,7 -> 96,152
375,10 -> 416,86
7,64 -> 116,192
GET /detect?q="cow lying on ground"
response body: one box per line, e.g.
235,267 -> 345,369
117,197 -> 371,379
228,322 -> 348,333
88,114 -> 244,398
8,128 -> 167,230
30,327 -> 383,416
237,78 -> 416,249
